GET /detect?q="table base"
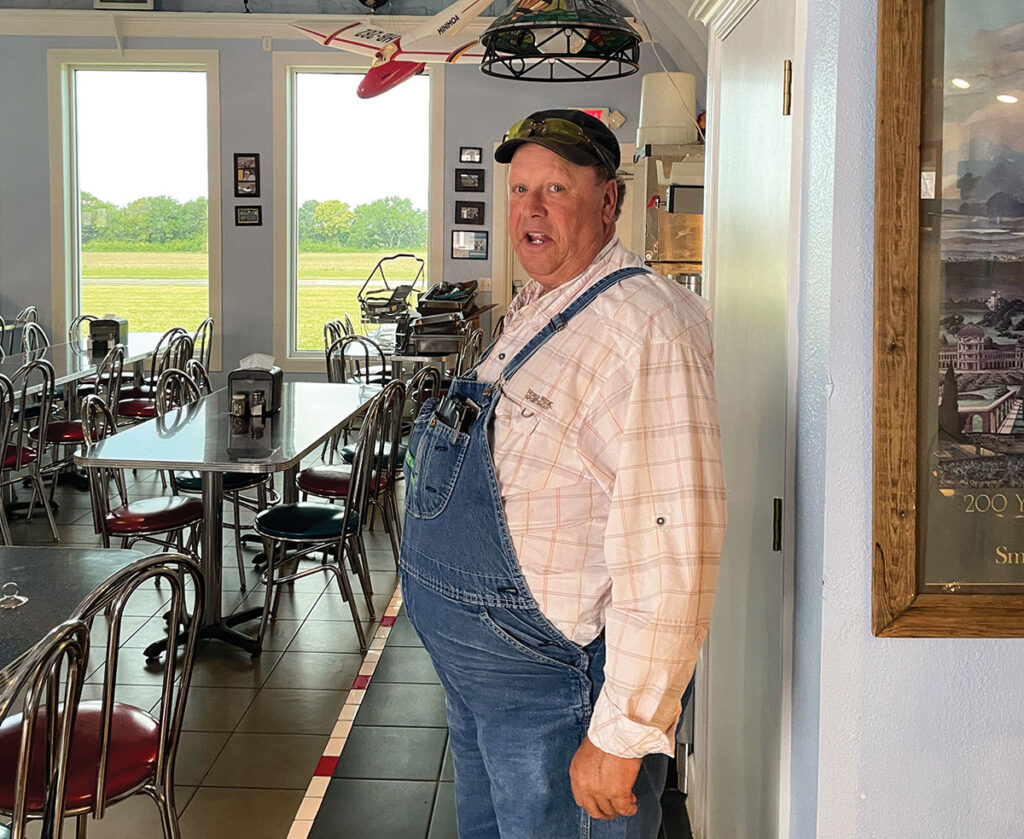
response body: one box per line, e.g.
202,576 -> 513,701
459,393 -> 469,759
143,606 -> 265,661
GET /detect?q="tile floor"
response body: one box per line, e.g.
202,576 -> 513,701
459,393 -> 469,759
10,466 -> 692,839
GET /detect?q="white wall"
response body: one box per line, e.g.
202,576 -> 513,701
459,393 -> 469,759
801,1 -> 1024,835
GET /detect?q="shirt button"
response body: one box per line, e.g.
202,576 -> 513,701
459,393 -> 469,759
498,352 -> 506,360
656,517 -> 666,525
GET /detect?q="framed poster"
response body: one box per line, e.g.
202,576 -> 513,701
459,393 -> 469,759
234,153 -> 260,198
873,0 -> 1024,635
459,146 -> 483,163
451,230 -> 488,260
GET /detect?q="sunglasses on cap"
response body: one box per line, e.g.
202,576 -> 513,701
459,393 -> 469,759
504,117 -> 616,174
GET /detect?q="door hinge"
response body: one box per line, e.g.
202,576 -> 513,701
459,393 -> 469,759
783,60 -> 792,116
772,497 -> 783,551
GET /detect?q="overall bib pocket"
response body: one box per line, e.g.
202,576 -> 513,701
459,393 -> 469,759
405,416 -> 473,520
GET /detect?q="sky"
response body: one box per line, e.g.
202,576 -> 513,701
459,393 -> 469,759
75,69 -> 430,210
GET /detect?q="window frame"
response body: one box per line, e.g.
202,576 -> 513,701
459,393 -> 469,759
272,51 -> 444,370
46,49 -> 222,369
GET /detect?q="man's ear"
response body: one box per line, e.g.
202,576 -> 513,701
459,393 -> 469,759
602,177 -> 618,225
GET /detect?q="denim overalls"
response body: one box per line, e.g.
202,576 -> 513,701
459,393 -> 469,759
399,267 -> 667,839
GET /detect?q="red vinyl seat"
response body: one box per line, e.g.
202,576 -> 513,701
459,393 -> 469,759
0,702 -> 158,812
105,496 -> 204,535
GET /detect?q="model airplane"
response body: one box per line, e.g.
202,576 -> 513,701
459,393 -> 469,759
292,0 -> 493,98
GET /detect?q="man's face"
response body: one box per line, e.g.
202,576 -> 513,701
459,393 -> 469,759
508,143 -> 617,292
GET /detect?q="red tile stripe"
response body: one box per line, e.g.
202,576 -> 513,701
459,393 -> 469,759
351,673 -> 371,690
315,756 -> 338,777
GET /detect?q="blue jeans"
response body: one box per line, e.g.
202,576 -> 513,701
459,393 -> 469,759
402,571 -> 667,839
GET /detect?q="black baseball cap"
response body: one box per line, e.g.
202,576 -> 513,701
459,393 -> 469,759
494,108 -> 620,176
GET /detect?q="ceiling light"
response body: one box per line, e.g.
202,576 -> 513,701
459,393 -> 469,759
996,94 -> 1019,104
951,78 -> 970,89
480,0 -> 641,84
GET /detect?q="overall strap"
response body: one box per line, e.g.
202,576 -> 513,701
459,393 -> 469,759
492,266 -> 649,384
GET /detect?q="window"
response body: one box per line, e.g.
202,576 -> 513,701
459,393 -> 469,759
279,64 -> 436,359
48,50 -> 221,364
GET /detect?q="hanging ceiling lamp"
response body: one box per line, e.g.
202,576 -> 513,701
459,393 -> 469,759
480,0 -> 641,83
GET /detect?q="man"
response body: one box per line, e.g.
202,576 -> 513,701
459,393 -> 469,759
400,108 -> 725,838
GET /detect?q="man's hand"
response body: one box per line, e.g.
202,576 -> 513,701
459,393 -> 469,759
569,736 -> 642,820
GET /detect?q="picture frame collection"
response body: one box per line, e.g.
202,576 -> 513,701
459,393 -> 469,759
233,152 -> 262,226
453,147 -> 487,260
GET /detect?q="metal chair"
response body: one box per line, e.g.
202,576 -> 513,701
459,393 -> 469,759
0,619 -> 90,839
252,385 -> 393,654
491,313 -> 505,341
120,327 -> 187,400
323,320 -> 345,355
184,358 -> 213,395
34,344 -> 125,501
326,335 -> 389,386
57,554 -> 202,837
118,332 -> 194,423
81,395 -> 203,557
67,314 -> 97,345
191,317 -> 214,371
297,379 -> 407,568
20,323 -> 50,358
455,328 -> 484,376
8,308 -> 37,355
155,369 -> 269,591
0,360 -> 60,543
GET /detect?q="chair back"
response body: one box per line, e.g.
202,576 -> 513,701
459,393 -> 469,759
327,335 -> 387,385
191,317 -> 214,370
456,328 -> 484,376
0,619 -> 90,839
69,553 -> 204,821
144,327 -> 187,385
343,312 -> 356,337
184,359 -> 213,395
406,365 -> 441,413
9,359 -> 55,470
373,378 -> 406,501
20,323 -> 50,358
93,343 -> 125,411
154,369 -> 201,418
9,308 -> 37,355
67,314 -> 97,344
323,320 -> 344,353
80,395 -> 125,533
491,314 -> 505,341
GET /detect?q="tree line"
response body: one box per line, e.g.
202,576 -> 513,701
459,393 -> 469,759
79,192 -> 427,252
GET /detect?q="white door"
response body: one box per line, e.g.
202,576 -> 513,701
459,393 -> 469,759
692,0 -> 796,836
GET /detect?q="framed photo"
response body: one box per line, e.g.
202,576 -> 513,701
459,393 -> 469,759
451,230 -> 488,260
235,205 -> 262,226
455,169 -> 485,193
234,153 -> 260,198
872,0 -> 1024,636
459,146 -> 483,164
455,201 -> 485,226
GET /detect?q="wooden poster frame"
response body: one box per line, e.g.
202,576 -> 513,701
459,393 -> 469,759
872,0 -> 1024,636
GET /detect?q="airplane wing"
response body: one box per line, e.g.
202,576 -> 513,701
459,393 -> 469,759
291,20 -> 409,58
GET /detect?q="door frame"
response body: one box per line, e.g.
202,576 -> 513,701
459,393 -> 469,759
690,0 -> 803,836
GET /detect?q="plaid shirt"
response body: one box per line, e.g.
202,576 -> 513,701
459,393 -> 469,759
475,238 -> 725,758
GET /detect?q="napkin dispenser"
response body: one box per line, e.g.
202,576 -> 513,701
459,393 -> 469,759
227,366 -> 283,415
88,317 -> 129,354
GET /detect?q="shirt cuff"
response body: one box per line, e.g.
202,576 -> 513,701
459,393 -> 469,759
587,695 -> 677,759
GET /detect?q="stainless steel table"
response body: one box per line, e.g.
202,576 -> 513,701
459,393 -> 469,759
75,381 -> 378,655
0,331 -> 164,389
0,546 -> 144,694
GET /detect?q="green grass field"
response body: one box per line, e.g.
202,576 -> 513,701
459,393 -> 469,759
80,250 -> 426,351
